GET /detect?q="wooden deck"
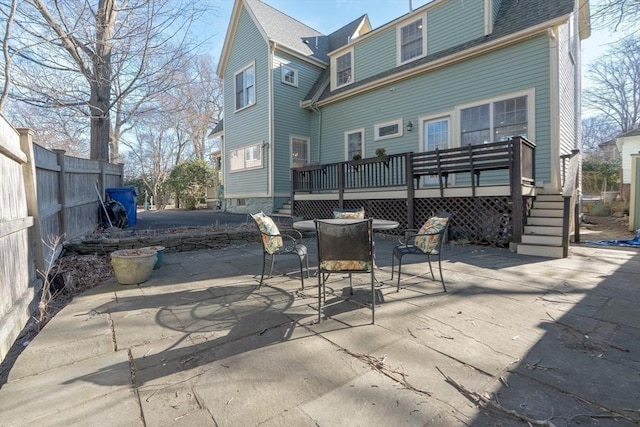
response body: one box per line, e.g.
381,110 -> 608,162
291,137 -> 536,243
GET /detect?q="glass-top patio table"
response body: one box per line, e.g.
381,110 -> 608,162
292,218 -> 399,231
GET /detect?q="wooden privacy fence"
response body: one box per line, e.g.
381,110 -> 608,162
0,124 -> 122,364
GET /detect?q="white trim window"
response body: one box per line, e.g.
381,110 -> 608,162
290,135 -> 309,168
281,64 -> 298,87
374,118 -> 403,141
332,48 -> 354,90
345,128 -> 364,160
230,143 -> 262,171
234,62 -> 255,111
459,93 -> 531,145
397,14 -> 426,65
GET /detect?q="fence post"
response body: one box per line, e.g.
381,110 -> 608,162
18,128 -> 46,274
98,161 -> 106,197
53,149 -> 67,238
118,162 -> 125,186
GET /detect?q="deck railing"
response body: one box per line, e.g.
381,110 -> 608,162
292,136 -> 535,196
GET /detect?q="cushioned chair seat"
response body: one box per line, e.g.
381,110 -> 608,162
251,212 -> 309,289
390,213 -> 450,292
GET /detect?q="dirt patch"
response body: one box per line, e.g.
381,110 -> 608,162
579,214 -> 636,243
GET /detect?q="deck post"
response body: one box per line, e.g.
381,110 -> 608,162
511,137 -> 523,243
338,163 -> 345,208
406,152 -> 414,229
290,168 -> 295,217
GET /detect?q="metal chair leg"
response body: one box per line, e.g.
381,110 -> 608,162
396,256 -> 403,292
427,254 -> 435,280
298,256 -> 305,290
268,256 -> 276,278
259,253 -> 267,287
438,255 -> 446,292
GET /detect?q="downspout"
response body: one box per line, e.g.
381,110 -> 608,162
548,27 -> 561,192
310,101 -> 322,163
268,41 -> 275,199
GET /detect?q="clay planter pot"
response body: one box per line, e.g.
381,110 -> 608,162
110,248 -> 158,285
142,246 -> 166,270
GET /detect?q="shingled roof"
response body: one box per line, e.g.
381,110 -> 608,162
243,0 -> 370,64
244,0 -> 327,61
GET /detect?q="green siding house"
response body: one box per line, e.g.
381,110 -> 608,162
217,0 -> 590,257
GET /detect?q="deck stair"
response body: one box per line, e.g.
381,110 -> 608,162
271,200 -> 293,218
517,193 -> 565,258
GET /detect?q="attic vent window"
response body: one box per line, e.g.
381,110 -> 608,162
281,64 -> 298,87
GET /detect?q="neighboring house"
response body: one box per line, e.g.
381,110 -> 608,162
616,127 -> 640,187
217,0 -> 589,257
598,139 -> 620,159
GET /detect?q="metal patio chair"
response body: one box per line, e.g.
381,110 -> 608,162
390,212 -> 451,292
315,218 -> 376,323
251,212 -> 309,289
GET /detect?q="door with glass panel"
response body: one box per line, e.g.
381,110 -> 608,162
422,118 -> 450,186
291,136 -> 309,168
291,136 -> 309,189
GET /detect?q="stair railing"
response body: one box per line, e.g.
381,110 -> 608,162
561,150 -> 581,257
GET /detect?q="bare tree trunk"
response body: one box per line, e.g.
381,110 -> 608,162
89,0 -> 115,161
89,82 -> 111,161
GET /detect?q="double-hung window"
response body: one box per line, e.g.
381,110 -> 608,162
460,94 -> 529,145
235,62 -> 255,111
334,49 -> 353,89
398,16 -> 426,64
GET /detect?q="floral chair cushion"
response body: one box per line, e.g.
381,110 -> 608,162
320,260 -> 371,271
333,208 -> 365,219
251,212 -> 283,254
414,216 -> 448,253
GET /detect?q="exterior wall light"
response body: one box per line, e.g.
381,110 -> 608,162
406,121 -> 413,132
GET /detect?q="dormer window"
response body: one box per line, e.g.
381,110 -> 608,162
332,48 -> 354,90
397,15 -> 426,65
336,51 -> 352,86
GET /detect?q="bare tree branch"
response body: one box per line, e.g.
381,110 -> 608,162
7,0 -> 211,161
0,0 -> 17,112
590,0 -> 640,32
583,35 -> 640,133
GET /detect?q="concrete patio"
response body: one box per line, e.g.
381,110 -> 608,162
0,236 -> 638,426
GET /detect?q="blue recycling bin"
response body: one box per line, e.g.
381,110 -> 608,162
105,186 -> 138,227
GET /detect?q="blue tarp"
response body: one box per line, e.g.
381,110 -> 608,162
586,230 -> 640,247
